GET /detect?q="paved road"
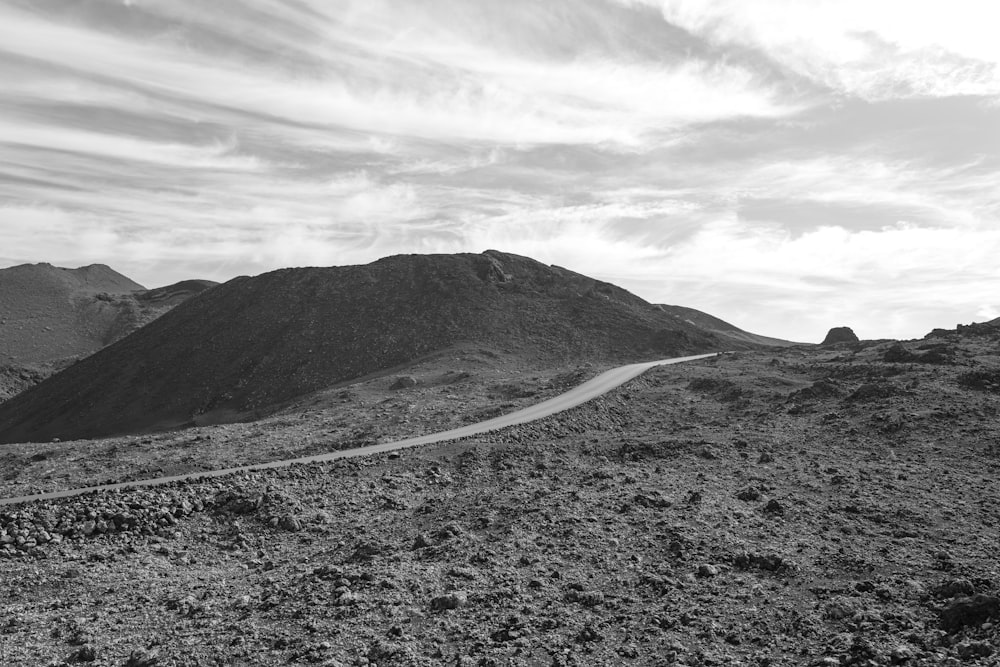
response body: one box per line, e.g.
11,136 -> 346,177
0,352 -> 718,506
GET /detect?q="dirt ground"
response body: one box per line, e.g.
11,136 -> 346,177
2,334 -> 1000,666
0,347 -> 605,498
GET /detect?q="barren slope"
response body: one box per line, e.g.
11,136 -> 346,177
658,303 -> 801,347
0,263 -> 145,365
0,264 -> 216,401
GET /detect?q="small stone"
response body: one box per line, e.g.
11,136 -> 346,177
412,533 -> 432,549
565,589 -> 605,606
575,624 -> 603,643
824,599 -> 856,621
434,522 -> 464,540
933,578 -> 974,599
123,648 -> 160,667
735,487 -> 761,501
956,641 -> 994,660
757,452 -> 775,464
350,541 -> 384,561
762,499 -> 785,515
430,591 -> 468,611
66,644 -> 97,662
890,646 -> 915,664
277,516 -> 301,532
697,564 -> 720,578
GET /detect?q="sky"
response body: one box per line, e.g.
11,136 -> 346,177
1,0 -> 999,343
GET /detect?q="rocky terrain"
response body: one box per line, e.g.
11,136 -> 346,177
0,251 -> 784,444
0,263 -> 215,402
2,327 -> 999,665
0,346 -> 611,498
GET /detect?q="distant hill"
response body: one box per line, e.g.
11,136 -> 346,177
0,250 -> 781,443
0,263 -> 216,401
0,263 -> 145,365
656,304 -> 800,347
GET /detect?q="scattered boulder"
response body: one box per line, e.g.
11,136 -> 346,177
821,327 -> 859,345
938,594 -> 1000,631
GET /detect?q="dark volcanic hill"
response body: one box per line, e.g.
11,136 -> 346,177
0,251 -> 774,443
0,264 -> 217,365
0,263 -> 216,402
0,263 -> 145,365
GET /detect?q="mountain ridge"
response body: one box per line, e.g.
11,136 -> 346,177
0,250 -> 779,443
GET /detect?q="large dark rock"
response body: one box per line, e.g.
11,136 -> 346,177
938,594 -> 1000,631
821,327 -> 859,345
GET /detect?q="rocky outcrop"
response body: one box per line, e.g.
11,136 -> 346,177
821,326 -> 859,345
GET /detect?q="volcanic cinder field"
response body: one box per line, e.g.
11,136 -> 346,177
0,253 -> 998,667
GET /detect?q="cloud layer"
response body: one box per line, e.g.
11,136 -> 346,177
1,0 -> 998,341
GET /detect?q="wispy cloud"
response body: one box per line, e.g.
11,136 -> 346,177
629,0 -> 1000,99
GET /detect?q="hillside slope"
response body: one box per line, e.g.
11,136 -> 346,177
0,264 -> 216,401
0,251 -> 762,443
0,263 -> 145,365
657,304 -> 801,346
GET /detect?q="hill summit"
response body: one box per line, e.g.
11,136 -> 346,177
0,263 -> 145,365
0,251 -> 763,443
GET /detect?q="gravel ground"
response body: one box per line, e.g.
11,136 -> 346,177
2,334 -> 1000,666
0,348 -> 603,498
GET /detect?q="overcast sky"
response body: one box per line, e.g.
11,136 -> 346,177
2,0 -> 998,342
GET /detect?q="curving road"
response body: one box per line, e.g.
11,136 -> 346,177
0,352 -> 719,506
